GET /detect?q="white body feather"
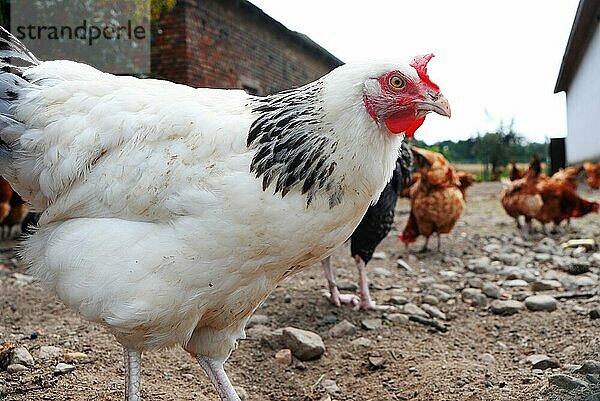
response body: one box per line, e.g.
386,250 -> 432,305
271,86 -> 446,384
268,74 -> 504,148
3,60 -> 406,361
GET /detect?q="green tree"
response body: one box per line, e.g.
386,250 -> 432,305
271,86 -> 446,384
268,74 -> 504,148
474,121 -> 521,179
412,122 -> 547,181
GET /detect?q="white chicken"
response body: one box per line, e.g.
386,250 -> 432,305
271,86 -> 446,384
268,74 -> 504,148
0,27 -> 450,400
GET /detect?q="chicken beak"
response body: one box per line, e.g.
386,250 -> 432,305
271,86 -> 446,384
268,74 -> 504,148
415,94 -> 451,118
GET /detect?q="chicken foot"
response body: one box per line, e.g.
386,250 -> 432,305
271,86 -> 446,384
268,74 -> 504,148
197,356 -> 241,401
321,257 -> 360,307
321,256 -> 393,310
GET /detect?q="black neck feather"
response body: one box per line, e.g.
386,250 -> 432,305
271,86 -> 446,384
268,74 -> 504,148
247,82 -> 342,208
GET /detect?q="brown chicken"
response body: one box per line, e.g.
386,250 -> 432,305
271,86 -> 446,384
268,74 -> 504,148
398,147 -> 466,251
1,191 -> 30,239
501,156 -> 544,236
535,176 -> 599,233
584,161 -> 600,189
509,160 -> 524,181
0,176 -> 13,224
550,166 -> 582,190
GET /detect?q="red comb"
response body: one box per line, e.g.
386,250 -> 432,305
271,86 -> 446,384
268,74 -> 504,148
410,54 -> 440,92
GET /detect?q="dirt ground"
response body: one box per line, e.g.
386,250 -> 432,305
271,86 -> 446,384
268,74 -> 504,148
1,182 -> 599,401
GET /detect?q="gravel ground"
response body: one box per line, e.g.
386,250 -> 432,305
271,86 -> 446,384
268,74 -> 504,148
1,181 -> 599,401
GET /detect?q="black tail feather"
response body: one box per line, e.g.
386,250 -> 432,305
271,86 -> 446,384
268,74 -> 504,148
0,26 -> 38,177
0,26 -> 38,124
0,27 -> 39,72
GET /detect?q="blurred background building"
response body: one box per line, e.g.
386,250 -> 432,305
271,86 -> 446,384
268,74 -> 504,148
151,0 -> 342,95
554,0 -> 600,164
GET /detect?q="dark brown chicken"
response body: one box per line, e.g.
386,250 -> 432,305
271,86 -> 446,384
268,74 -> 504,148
509,160 -> 524,181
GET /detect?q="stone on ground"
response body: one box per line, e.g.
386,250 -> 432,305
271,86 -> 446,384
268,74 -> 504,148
275,348 -> 292,365
526,354 -> 560,370
281,327 -> 325,361
328,320 -> 357,338
548,374 -> 589,390
490,300 -> 524,315
524,295 -> 558,312
361,318 -> 383,331
10,347 -> 34,367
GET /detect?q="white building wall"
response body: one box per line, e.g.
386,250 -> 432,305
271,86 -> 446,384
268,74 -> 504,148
566,22 -> 600,163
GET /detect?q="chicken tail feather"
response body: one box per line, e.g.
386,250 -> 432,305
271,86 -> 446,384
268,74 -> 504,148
0,26 -> 39,192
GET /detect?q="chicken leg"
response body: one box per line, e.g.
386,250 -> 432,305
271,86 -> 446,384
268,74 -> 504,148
197,356 -> 241,401
523,217 -> 534,238
542,223 -> 550,236
420,236 -> 430,252
321,257 -> 360,307
355,255 -> 393,310
124,348 -> 141,401
514,217 -> 522,230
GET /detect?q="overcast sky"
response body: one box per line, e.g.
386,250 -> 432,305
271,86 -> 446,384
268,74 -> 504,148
250,0 -> 580,145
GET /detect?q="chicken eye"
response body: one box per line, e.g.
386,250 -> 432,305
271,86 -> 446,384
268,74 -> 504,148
389,75 -> 405,89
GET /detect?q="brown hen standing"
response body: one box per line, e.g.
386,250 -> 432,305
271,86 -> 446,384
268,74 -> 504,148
399,147 -> 466,252
535,173 -> 598,233
500,156 -> 544,237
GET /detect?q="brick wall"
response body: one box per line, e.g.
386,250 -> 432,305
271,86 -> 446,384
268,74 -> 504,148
151,2 -> 189,85
151,0 -> 342,95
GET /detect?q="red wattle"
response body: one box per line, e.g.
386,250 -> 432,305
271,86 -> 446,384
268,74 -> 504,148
385,116 -> 426,136
404,116 -> 426,137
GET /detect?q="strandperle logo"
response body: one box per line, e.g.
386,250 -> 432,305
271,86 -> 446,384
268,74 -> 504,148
10,0 -> 151,75
14,20 -> 147,46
